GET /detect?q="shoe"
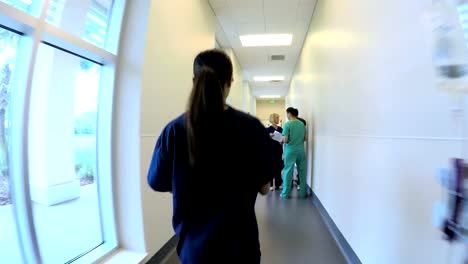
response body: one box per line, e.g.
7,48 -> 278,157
279,185 -> 283,189
269,187 -> 274,191
297,186 -> 300,190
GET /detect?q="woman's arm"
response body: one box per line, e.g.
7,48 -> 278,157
147,127 -> 173,193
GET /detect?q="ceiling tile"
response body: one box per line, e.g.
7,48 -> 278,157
209,0 -> 229,12
265,23 -> 295,33
297,7 -> 314,20
236,22 -> 265,35
300,0 -> 317,4
209,0 -> 228,9
211,0 -> 316,91
265,0 -> 301,7
231,7 -> 263,24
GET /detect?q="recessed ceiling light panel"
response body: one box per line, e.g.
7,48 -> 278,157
240,34 -> 293,47
253,76 -> 285,82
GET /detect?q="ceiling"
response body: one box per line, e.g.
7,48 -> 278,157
209,0 -> 317,97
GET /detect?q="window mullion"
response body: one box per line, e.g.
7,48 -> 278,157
10,0 -> 52,262
95,62 -> 117,248
41,23 -> 116,65
93,0 -> 127,256
6,0 -> 124,262
30,0 -> 48,18
105,0 -> 126,55
0,2 -> 39,35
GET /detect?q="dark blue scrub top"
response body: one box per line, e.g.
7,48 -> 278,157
266,125 -> 283,135
147,107 -> 273,264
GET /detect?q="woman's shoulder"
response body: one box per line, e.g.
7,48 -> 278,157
160,114 -> 186,136
227,107 -> 266,131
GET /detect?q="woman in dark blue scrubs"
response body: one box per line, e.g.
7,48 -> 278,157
147,49 -> 273,264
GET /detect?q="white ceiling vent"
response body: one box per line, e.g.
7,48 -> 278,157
271,55 -> 286,61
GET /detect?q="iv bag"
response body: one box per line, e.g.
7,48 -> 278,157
431,0 -> 468,92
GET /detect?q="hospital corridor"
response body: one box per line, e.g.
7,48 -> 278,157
0,0 -> 467,263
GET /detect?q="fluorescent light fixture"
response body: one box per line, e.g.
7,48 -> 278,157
253,76 -> 285,82
240,34 -> 293,47
259,95 -> 281,99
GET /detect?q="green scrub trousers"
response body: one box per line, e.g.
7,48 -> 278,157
281,147 -> 307,198
281,119 -> 307,199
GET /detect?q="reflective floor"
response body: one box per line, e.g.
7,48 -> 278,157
161,189 -> 347,264
257,189 -> 346,264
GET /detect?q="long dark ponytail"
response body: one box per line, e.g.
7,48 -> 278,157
187,49 -> 233,165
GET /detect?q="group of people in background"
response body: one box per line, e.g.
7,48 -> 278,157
266,107 -> 308,199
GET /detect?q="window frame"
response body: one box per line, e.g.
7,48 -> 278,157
0,0 -> 126,263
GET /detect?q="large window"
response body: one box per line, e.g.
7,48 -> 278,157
0,0 -> 36,14
46,0 -> 114,48
29,44 -> 103,264
0,0 -> 124,263
0,27 -> 22,263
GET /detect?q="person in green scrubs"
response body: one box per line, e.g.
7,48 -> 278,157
281,107 -> 307,199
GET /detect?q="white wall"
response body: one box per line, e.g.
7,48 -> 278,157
138,0 -> 216,255
255,99 -> 286,127
113,0 -> 150,255
251,96 -> 257,116
223,49 -> 255,113
242,81 -> 253,114
224,48 -> 245,110
288,0 -> 468,263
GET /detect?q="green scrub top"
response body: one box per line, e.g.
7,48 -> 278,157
282,120 -> 306,152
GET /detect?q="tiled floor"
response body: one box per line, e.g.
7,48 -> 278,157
161,189 -> 347,264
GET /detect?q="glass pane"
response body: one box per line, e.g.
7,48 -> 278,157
29,43 -> 103,264
46,0 -> 114,48
0,28 -> 23,262
1,0 -> 37,14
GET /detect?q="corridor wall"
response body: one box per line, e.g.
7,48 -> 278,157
139,0 -> 216,256
243,81 -> 253,114
225,48 -> 246,111
288,0 -> 468,263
